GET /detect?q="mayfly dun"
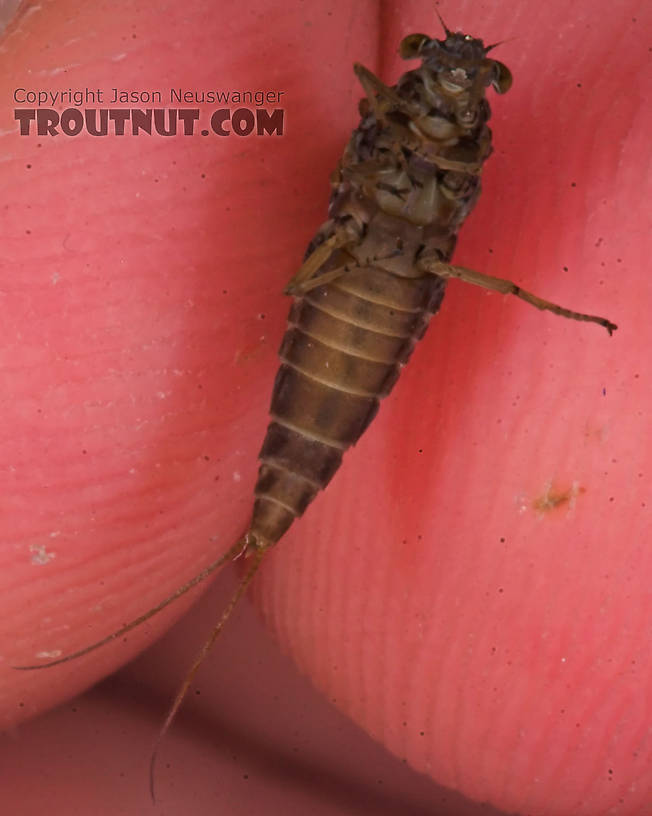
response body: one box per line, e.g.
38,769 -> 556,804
15,14 -> 617,795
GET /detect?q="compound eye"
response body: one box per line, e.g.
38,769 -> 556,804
399,33 -> 430,59
491,60 -> 512,94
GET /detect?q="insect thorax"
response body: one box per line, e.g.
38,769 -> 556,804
308,30 -> 510,277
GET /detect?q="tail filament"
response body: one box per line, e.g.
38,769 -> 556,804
149,547 -> 267,801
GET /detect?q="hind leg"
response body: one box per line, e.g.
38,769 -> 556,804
420,259 -> 617,335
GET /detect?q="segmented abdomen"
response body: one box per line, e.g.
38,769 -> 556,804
251,265 -> 446,543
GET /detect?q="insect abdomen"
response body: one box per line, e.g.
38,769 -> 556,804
248,29 -> 505,546
251,265 -> 446,543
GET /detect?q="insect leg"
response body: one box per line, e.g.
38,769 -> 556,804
353,63 -> 419,120
422,260 -> 618,335
284,232 -> 352,296
285,264 -> 354,296
353,65 -> 471,179
352,63 -> 415,172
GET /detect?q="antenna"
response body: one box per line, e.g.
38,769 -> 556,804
435,7 -> 452,38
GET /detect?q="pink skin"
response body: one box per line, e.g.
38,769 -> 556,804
1,1 -> 649,814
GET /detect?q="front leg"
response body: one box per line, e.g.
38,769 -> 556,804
353,63 -> 483,176
420,259 -> 618,335
353,63 -> 419,121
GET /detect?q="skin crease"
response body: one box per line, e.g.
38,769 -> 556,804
0,0 -> 649,814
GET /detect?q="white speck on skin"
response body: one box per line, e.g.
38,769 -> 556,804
51,272 -> 60,284
233,471 -> 241,482
29,544 -> 56,565
49,530 -> 60,538
35,650 -> 62,659
111,52 -> 127,62
41,63 -> 81,76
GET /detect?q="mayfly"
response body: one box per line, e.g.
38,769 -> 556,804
16,15 -> 617,791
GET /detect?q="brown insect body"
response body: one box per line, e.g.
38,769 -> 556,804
249,29 -> 505,548
16,26 -> 616,788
